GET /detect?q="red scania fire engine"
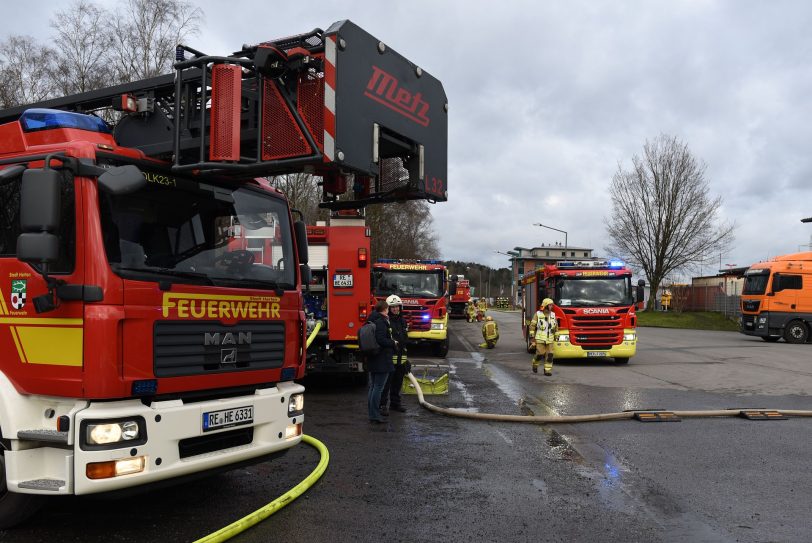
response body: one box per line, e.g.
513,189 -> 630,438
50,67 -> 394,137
521,260 -> 645,363
0,20 -> 446,526
371,259 -> 450,356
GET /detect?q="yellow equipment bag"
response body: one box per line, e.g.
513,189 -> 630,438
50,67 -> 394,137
402,364 -> 449,395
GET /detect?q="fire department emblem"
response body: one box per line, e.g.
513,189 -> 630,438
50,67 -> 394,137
10,280 -> 26,310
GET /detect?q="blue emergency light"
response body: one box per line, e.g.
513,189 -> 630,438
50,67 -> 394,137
608,260 -> 625,268
19,108 -> 111,134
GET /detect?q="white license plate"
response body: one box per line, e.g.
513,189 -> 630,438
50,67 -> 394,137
586,351 -> 608,357
333,274 -> 353,287
202,406 -> 253,432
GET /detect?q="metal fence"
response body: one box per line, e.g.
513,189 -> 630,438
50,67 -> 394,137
668,286 -> 741,320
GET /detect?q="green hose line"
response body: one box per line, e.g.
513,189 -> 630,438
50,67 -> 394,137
306,321 -> 323,349
194,434 -> 329,543
406,373 -> 812,423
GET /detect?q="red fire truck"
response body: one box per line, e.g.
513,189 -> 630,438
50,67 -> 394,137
520,260 -> 645,363
448,275 -> 471,318
0,20 -> 447,526
371,260 -> 450,356
304,212 -> 371,375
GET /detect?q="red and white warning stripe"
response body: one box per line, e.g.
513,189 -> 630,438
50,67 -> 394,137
323,35 -> 337,162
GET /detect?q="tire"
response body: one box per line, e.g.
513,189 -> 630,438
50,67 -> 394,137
433,338 -> 449,358
783,320 -> 809,344
761,336 -> 781,343
614,357 -> 630,364
0,448 -> 45,529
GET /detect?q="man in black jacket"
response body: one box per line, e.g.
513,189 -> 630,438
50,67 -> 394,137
381,295 -> 410,414
366,300 -> 398,423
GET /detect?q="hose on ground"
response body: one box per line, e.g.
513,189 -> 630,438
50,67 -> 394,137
194,434 -> 329,543
406,372 -> 812,422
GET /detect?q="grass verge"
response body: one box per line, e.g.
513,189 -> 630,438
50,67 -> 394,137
637,311 -> 740,331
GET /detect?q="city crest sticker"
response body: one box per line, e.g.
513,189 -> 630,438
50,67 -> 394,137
10,280 -> 26,310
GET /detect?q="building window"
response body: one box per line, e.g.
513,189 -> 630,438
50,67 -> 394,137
561,252 -> 565,257
583,252 -> 588,257
570,251 -> 575,257
545,251 -> 549,256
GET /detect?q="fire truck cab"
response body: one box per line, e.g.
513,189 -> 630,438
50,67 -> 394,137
371,259 -> 449,356
521,260 -> 644,363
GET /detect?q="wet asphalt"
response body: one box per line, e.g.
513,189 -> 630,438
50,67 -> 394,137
4,312 -> 812,542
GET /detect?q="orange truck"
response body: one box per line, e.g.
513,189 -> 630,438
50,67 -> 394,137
520,260 -> 645,363
740,252 -> 812,343
0,20 -> 447,526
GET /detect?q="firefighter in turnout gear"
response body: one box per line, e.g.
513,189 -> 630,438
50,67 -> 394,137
480,315 -> 499,348
529,298 -> 557,376
380,294 -> 410,414
466,299 -> 477,322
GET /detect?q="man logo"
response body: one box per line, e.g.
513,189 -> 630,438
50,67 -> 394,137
204,332 -> 252,346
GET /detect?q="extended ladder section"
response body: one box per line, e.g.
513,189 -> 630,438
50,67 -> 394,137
0,20 -> 448,210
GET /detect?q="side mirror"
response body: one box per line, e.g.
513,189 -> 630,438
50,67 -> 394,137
636,279 -> 646,304
17,168 -> 61,265
300,263 -> 312,289
98,165 -> 147,195
294,220 -> 309,265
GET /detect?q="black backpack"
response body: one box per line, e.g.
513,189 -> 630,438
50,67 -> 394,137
358,321 -> 380,355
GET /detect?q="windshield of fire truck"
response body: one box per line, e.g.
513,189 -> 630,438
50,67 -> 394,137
99,171 -> 295,289
372,270 -> 444,298
555,276 -> 633,307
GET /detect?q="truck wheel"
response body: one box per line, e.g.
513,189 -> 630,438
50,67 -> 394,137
614,357 -> 630,364
761,336 -> 781,343
0,449 -> 44,529
433,338 -> 449,358
783,321 -> 809,344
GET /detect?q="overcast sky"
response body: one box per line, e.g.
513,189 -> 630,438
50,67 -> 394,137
5,0 -> 812,276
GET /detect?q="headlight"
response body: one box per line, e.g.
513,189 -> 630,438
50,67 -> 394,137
288,393 -> 304,415
431,323 -> 445,330
86,420 -> 142,445
556,334 -> 569,342
624,333 -> 636,341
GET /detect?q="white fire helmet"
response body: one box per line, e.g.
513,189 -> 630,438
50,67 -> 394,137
386,294 -> 403,306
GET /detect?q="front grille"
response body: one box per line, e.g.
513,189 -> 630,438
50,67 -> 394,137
179,427 -> 253,459
403,307 -> 432,331
570,314 -> 623,346
742,300 -> 760,312
154,321 -> 285,377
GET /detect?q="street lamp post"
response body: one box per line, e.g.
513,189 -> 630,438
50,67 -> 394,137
533,223 -> 568,250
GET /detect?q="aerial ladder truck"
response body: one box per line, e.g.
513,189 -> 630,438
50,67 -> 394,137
0,20 -> 447,526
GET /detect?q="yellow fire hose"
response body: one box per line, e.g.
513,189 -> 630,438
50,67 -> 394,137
194,434 -> 329,543
406,372 -> 812,422
196,320 -> 328,542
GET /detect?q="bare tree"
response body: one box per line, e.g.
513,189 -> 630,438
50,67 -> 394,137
269,173 -> 328,225
605,135 -> 735,310
49,0 -> 114,95
108,0 -> 203,82
366,200 -> 440,260
0,36 -> 57,108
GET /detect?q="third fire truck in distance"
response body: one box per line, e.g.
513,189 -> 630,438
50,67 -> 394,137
521,260 -> 645,363
371,259 -> 450,356
304,213 -> 371,374
448,275 -> 471,318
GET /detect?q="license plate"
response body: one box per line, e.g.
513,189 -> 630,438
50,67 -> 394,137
333,274 -> 353,287
586,351 -> 607,357
202,406 -> 253,432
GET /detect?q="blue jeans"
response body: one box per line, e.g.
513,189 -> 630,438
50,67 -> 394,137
368,372 -> 390,421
